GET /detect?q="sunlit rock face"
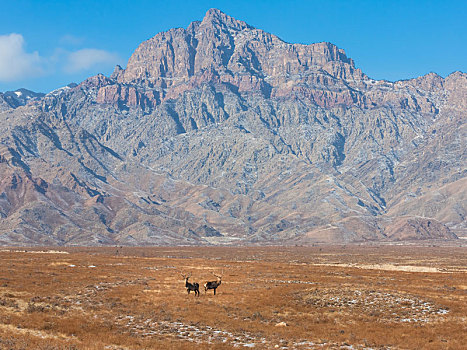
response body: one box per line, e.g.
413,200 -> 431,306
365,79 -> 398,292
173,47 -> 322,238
0,9 -> 465,245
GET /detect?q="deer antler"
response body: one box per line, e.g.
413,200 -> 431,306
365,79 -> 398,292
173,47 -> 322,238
181,272 -> 192,279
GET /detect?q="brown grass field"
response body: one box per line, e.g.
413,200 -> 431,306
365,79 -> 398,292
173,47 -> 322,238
0,245 -> 466,349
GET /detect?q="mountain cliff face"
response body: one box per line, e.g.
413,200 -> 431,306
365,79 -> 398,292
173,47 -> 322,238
0,9 -> 465,246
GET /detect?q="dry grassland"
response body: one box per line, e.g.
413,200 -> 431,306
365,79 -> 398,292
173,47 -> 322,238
0,245 -> 466,349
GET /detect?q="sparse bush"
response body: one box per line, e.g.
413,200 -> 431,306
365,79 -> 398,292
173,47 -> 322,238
26,302 -> 47,313
0,297 -> 19,309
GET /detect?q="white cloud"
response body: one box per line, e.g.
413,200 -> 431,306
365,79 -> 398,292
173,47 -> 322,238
64,48 -> 119,73
0,33 -> 121,88
59,34 -> 85,46
0,33 -> 43,82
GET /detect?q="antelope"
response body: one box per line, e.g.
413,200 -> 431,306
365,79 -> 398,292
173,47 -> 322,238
182,273 -> 200,296
204,273 -> 222,295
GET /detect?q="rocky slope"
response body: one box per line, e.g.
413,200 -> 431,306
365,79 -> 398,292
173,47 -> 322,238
0,9 -> 465,246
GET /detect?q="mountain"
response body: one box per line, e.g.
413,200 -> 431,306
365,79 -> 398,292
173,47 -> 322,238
0,88 -> 45,110
0,9 -> 465,246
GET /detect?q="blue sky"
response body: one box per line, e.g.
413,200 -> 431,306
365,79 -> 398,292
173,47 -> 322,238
0,0 -> 465,93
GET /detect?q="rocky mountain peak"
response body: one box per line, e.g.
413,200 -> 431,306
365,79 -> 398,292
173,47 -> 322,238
0,88 -> 45,110
201,8 -> 252,31
110,65 -> 124,80
79,74 -> 113,89
118,8 -> 366,105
